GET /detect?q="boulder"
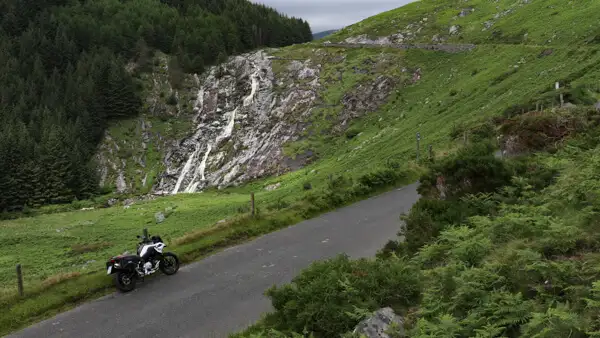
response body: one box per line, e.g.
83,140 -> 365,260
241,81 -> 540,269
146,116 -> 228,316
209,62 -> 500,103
458,8 -> 474,17
265,183 -> 281,191
155,212 -> 166,224
353,307 -> 404,338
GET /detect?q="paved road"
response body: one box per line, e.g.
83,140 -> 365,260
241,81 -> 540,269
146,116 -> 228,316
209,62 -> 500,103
7,183 -> 420,338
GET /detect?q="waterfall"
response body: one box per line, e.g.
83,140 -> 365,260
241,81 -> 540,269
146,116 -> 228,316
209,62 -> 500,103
215,107 -> 237,146
184,144 -> 212,193
172,143 -> 200,194
193,88 -> 204,113
243,70 -> 260,107
170,57 -> 263,195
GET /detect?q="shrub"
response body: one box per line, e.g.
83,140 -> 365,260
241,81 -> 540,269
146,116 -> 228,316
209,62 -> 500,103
166,93 -> 178,105
498,110 -> 592,153
264,254 -> 421,337
395,198 -> 477,256
418,141 -> 512,200
345,127 -> 361,139
358,167 -> 405,190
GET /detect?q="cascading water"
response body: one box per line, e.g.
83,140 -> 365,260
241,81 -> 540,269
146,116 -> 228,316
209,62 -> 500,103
243,70 -> 259,107
161,52 -> 290,195
171,143 -> 200,194
184,144 -> 212,193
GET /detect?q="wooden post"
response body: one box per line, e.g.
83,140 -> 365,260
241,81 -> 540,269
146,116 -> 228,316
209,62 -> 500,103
416,132 -> 421,162
428,144 -> 433,160
16,264 -> 23,297
251,192 -> 255,216
463,130 -> 468,145
143,228 -> 148,239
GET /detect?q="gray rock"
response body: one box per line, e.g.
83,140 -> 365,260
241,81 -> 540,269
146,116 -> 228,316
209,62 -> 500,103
265,183 -> 281,191
458,7 -> 474,17
431,34 -> 445,43
123,198 -> 135,207
594,101 -> 600,112
116,172 -> 127,193
353,307 -> 404,338
449,25 -> 460,35
155,212 -> 166,224
107,198 -> 118,207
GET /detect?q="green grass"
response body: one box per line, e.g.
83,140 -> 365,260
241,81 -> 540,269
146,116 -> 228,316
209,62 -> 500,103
0,163 -> 421,336
5,42 -> 600,336
5,41 -> 599,333
6,0 -> 600,334
230,109 -> 600,337
330,0 -> 600,46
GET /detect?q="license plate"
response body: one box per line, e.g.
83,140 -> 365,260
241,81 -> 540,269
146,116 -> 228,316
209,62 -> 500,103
107,266 -> 112,275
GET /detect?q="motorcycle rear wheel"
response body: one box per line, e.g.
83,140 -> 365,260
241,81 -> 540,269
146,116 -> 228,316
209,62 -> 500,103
159,252 -> 180,275
114,271 -> 137,292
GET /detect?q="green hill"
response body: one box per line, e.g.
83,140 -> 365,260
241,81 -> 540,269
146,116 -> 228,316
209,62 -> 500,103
313,29 -> 339,40
330,0 -> 600,46
230,0 -> 600,337
4,0 -> 600,335
0,0 -> 311,212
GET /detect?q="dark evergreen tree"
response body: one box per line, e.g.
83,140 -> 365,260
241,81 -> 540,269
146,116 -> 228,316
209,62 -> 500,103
0,0 -> 313,211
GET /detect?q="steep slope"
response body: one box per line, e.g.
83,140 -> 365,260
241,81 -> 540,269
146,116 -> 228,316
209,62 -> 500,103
100,0 -> 600,197
5,0 -> 600,334
228,1 -> 600,337
330,0 -> 600,46
8,0 -> 600,284
0,0 -> 311,211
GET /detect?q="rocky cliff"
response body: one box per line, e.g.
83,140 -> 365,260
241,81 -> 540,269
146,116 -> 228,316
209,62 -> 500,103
96,45 -> 406,195
153,49 -> 321,194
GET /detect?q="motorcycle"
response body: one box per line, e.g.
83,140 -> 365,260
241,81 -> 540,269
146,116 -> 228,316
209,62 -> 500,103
106,233 -> 180,292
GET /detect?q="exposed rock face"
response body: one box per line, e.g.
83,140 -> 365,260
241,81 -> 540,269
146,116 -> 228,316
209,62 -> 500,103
335,76 -> 396,132
153,50 -> 321,194
96,53 -> 194,194
353,307 -> 404,338
97,45 -> 405,196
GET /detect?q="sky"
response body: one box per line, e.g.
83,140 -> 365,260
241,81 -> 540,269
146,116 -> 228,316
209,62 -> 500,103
252,0 -> 415,33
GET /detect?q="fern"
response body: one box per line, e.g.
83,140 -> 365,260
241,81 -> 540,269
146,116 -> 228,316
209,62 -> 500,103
521,303 -> 587,338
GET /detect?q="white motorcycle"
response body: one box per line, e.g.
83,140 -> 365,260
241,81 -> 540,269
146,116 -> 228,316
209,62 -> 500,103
106,233 -> 180,292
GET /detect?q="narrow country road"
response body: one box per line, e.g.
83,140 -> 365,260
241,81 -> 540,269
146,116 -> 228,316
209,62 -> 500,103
6,183 -> 420,338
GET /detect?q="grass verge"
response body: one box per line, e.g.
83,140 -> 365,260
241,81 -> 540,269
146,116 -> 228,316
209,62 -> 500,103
1,164 -> 422,336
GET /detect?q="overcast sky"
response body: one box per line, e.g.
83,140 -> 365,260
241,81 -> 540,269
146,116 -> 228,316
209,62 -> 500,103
252,0 -> 415,33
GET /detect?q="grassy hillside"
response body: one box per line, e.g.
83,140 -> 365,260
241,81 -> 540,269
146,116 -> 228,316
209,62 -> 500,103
330,0 -> 600,46
5,0 -> 600,335
233,108 -> 600,337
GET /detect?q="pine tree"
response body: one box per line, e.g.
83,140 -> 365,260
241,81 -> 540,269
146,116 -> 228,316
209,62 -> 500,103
0,0 -> 313,210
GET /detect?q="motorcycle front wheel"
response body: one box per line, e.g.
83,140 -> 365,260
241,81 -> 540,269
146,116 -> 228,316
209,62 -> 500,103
114,271 -> 137,292
159,252 -> 180,275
